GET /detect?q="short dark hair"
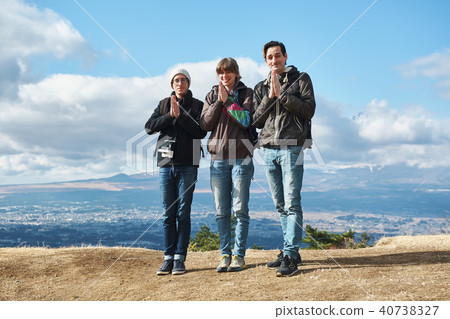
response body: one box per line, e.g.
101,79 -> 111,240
263,41 -> 287,59
216,57 -> 242,80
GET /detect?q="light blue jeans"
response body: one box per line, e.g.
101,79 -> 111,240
263,146 -> 304,259
210,158 -> 254,258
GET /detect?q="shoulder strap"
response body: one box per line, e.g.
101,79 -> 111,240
159,97 -> 171,115
237,88 -> 259,145
254,81 -> 266,104
236,89 -> 246,107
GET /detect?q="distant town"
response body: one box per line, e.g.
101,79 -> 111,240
1,198 -> 447,249
1,170 -> 448,249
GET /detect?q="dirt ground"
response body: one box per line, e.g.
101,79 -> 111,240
0,234 -> 448,301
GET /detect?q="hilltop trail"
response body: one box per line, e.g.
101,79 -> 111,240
0,235 -> 448,301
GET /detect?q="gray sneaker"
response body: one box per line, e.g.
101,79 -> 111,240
216,255 -> 231,272
227,255 -> 245,272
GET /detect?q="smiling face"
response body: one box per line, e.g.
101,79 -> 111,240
218,70 -> 237,90
215,58 -> 240,91
172,74 -> 189,98
265,46 -> 288,74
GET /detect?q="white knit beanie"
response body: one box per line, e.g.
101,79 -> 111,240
170,68 -> 191,88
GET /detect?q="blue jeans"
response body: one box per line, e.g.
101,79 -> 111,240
210,158 -> 254,258
263,146 -> 304,259
160,166 -> 198,261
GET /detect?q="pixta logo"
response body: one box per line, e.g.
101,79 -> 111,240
126,132 -> 325,174
125,130 -> 159,174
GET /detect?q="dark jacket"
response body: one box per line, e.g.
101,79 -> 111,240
200,81 -> 254,160
253,66 -> 315,147
145,90 -> 206,167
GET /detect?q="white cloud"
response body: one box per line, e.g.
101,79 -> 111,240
169,57 -> 267,99
311,97 -> 368,163
2,57 -> 450,185
0,74 -> 162,182
310,98 -> 450,169
0,0 -> 96,98
396,48 -> 450,100
0,58 -> 268,185
397,49 -> 450,79
368,144 -> 450,168
1,0 -> 449,184
355,99 -> 441,144
325,100 -> 450,168
3,58 -> 450,184
1,0 -> 95,59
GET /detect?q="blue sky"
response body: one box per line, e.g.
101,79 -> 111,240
1,0 -> 450,184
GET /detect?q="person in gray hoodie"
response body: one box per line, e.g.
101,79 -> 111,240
200,58 -> 255,272
253,41 -> 316,277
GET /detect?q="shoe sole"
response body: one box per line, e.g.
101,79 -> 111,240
216,267 -> 228,272
156,271 -> 171,275
267,262 -> 302,270
267,265 -> 279,270
276,268 -> 299,277
227,265 -> 245,272
172,270 -> 185,275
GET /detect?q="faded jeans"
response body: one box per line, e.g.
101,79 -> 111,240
160,166 -> 198,261
210,158 -> 254,258
263,146 -> 304,259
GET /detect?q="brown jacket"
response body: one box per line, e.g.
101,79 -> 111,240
200,81 -> 254,160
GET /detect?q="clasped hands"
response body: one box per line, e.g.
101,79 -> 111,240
170,95 -> 180,118
218,81 -> 229,103
269,70 -> 281,99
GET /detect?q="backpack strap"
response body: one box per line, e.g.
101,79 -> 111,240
237,88 -> 258,145
159,97 -> 171,115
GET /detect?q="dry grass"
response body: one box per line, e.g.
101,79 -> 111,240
0,234 -> 449,301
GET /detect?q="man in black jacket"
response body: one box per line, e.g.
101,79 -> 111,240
253,41 -> 316,277
145,68 -> 206,275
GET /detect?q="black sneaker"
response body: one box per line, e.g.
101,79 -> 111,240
296,253 -> 303,265
156,259 -> 173,275
276,255 -> 299,277
266,250 -> 284,269
172,260 -> 185,275
267,250 -> 302,269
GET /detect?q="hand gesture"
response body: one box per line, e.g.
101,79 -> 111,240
218,81 -> 228,103
170,95 -> 180,118
269,70 -> 281,99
